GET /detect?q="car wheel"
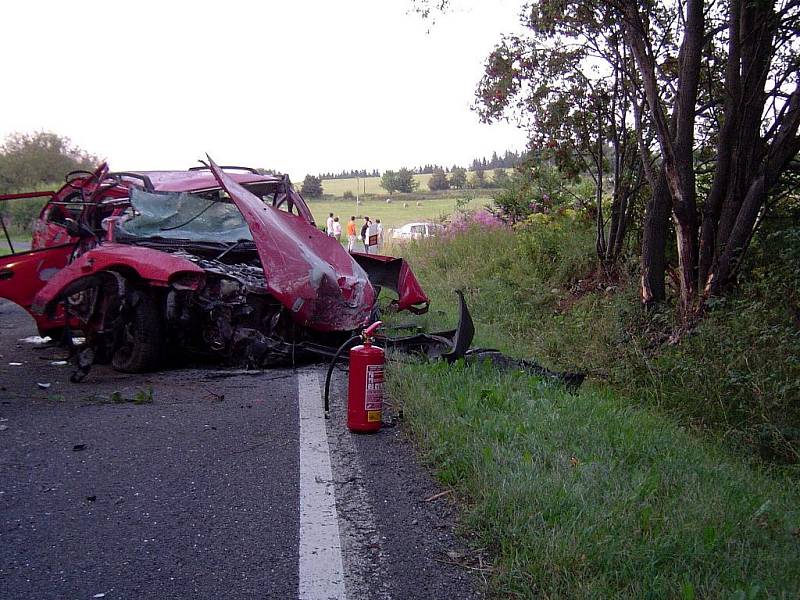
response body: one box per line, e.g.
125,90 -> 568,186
112,290 -> 163,373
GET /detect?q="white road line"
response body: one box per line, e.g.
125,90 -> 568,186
298,371 -> 347,600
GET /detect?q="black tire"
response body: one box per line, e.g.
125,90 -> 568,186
112,290 -> 163,373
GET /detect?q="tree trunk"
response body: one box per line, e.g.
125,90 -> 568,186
713,2 -> 773,263
640,170 -> 670,305
606,151 -> 622,264
707,82 -> 800,295
595,122 -> 607,261
622,0 -> 704,317
698,0 -> 741,288
707,174 -> 765,295
613,154 -> 642,261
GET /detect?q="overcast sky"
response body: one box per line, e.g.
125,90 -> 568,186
0,0 -> 528,179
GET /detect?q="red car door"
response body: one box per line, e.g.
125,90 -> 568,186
0,244 -> 74,335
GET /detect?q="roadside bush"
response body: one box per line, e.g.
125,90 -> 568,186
445,209 -> 505,237
613,226 -> 800,461
394,216 -> 800,460
515,211 -> 594,284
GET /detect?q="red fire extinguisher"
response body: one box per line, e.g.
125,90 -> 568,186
347,321 -> 384,433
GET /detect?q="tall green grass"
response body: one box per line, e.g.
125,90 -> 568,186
383,215 -> 800,594
395,218 -> 800,459
389,361 -> 800,598
397,216 -> 597,364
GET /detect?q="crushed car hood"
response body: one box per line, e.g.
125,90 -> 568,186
208,158 -> 375,332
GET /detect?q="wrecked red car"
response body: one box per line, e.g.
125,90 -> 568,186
0,160 -> 429,378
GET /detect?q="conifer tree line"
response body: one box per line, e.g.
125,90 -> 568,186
316,149 -> 523,180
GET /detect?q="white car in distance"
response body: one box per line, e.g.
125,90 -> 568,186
391,222 -> 444,240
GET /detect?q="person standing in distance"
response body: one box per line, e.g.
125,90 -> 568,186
375,218 -> 384,253
360,216 -> 371,254
326,212 -> 335,236
333,216 -> 342,242
347,216 -> 357,252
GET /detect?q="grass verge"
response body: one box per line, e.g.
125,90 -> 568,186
389,360 -> 800,598
382,217 -> 800,596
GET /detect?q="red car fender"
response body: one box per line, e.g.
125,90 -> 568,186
32,244 -> 205,315
349,253 -> 429,314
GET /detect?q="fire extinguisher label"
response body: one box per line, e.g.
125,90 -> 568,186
365,364 -> 384,412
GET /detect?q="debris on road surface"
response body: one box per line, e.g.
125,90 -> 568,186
107,388 -> 154,404
203,388 -> 225,402
19,335 -> 52,344
8,362 -> 22,366
424,490 -> 453,502
36,382 -> 51,389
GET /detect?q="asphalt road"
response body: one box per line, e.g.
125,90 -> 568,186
0,299 -> 482,600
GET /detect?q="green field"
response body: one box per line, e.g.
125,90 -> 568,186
304,194 -> 493,231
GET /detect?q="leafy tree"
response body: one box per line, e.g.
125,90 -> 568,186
381,170 -> 398,194
468,168 -> 487,189
428,167 -> 450,191
420,0 -> 800,318
493,155 -> 580,224
301,174 -> 323,197
492,168 -> 510,188
395,168 -> 419,193
473,4 -> 646,273
0,131 -> 97,193
449,167 -> 467,189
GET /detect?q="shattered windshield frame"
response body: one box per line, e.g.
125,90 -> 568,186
116,188 -> 253,243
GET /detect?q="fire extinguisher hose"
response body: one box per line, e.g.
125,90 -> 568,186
323,334 -> 362,418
